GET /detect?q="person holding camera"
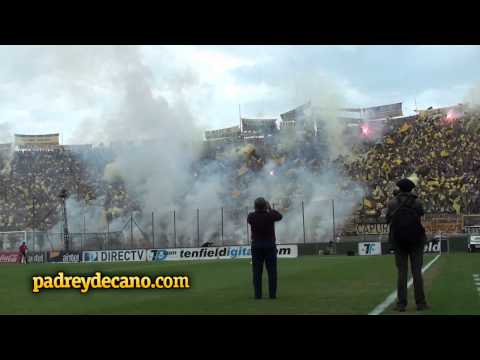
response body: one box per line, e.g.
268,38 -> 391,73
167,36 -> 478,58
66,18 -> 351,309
247,197 -> 283,299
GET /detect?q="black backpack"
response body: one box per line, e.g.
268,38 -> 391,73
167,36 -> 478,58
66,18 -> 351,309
390,196 -> 424,245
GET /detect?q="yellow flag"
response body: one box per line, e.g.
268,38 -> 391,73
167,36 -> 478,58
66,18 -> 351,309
453,198 -> 461,214
363,198 -> 373,209
399,123 -> 412,133
382,162 -> 391,173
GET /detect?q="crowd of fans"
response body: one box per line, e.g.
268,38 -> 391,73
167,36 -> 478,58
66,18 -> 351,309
342,105 -> 480,216
199,121 -> 335,213
1,103 -> 480,235
198,104 -> 480,219
0,146 -> 137,232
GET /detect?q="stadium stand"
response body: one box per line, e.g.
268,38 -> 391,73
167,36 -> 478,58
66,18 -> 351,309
2,102 -> 479,243
0,145 -> 138,233
344,104 -> 480,215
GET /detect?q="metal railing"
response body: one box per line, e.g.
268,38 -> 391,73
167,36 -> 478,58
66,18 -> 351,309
2,202 -> 476,252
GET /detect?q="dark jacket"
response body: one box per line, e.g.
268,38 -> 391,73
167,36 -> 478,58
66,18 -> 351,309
385,192 -> 426,247
247,209 -> 283,247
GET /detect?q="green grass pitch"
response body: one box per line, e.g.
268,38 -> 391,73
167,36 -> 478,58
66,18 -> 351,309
0,253 -> 479,314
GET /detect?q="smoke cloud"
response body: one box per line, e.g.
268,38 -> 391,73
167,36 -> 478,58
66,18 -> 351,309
61,47 -> 366,247
0,122 -> 12,144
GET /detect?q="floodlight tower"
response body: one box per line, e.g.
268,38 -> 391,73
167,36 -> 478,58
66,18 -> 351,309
58,189 -> 70,252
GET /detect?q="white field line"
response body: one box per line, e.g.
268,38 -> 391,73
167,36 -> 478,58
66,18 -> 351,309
368,254 -> 441,315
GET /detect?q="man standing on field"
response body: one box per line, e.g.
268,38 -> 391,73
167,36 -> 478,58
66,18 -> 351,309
247,197 -> 283,299
386,178 -> 429,312
18,241 -> 28,264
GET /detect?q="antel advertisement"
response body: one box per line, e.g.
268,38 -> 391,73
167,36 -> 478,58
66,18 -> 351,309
147,245 -> 299,262
27,252 -> 45,263
47,251 -> 81,263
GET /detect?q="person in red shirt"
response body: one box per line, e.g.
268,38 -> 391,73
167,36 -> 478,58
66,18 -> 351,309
18,242 -> 28,264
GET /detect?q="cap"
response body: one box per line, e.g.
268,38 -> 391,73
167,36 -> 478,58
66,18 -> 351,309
396,178 -> 416,192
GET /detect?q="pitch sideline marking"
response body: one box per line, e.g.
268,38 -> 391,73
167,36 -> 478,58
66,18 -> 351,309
368,254 -> 441,315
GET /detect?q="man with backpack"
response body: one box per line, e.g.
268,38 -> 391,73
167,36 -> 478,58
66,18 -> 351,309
386,178 -> 430,312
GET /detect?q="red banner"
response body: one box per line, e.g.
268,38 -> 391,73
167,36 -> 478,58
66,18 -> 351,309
0,251 -> 19,263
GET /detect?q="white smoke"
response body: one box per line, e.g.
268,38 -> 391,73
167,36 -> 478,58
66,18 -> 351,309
58,46 -> 366,246
466,83 -> 480,108
63,46 -> 223,247
0,122 -> 12,144
0,122 -> 14,176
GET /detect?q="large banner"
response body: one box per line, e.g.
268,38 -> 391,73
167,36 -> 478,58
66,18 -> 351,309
358,242 -> 382,256
147,245 -> 298,262
47,251 -> 81,263
14,133 -> 60,146
280,102 -> 311,122
205,126 -> 240,140
422,214 -> 462,234
0,251 -> 19,263
241,118 -> 277,134
362,103 -> 403,120
355,215 -> 462,235
83,249 -> 147,263
356,223 -> 389,235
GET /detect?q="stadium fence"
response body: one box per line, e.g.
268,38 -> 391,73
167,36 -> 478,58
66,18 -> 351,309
1,199 -> 477,252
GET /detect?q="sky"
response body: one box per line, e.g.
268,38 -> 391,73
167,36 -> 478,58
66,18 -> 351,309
1,45 -> 479,145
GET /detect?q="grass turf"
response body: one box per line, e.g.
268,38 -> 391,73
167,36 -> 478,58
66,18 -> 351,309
0,253 -> 478,314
